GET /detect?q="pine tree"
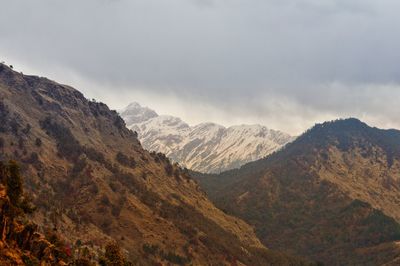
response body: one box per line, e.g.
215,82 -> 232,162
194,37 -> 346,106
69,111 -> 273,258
6,160 -> 23,206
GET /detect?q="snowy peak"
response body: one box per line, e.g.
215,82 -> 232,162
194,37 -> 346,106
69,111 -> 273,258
120,102 -> 294,173
119,102 -> 158,126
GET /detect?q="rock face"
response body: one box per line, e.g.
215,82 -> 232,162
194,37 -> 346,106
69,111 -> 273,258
194,118 -> 400,265
120,102 -> 294,173
0,64 -> 312,265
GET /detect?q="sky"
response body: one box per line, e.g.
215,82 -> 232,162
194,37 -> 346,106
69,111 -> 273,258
1,0 -> 400,135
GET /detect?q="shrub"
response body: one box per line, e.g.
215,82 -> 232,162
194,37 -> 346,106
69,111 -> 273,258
74,258 -> 93,266
71,157 -> 87,176
40,117 -> 83,161
100,217 -> 112,233
165,164 -> 173,176
174,169 -> 181,181
161,251 -> 189,265
111,204 -> 122,217
27,152 -> 39,164
142,243 -> 159,255
113,171 -> 139,191
116,152 -> 136,168
103,242 -> 125,266
109,181 -> 121,192
89,183 -> 99,195
100,195 -> 111,206
22,254 -> 40,266
18,137 -> 25,150
111,195 -> 125,217
22,123 -> 31,134
141,171 -> 147,180
20,195 -> 36,214
35,137 -> 42,147
84,147 -> 106,164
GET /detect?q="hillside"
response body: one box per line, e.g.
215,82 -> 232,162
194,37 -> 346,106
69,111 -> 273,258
0,63 -> 313,265
194,118 -> 400,265
120,102 -> 294,173
0,161 -> 66,265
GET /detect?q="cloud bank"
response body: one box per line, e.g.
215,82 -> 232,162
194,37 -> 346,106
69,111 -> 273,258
1,0 -> 400,134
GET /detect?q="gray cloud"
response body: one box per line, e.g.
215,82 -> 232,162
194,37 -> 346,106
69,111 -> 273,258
1,0 -> 400,134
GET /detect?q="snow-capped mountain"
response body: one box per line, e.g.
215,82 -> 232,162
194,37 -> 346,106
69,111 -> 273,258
120,102 -> 295,173
120,102 -> 158,125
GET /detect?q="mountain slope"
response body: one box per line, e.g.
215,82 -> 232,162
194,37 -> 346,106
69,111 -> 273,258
0,161 -> 71,265
120,102 -> 294,173
194,118 -> 400,265
0,63 -> 312,265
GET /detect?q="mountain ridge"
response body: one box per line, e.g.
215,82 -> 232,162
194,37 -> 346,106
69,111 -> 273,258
120,102 -> 294,173
194,118 -> 400,265
0,63 -> 313,265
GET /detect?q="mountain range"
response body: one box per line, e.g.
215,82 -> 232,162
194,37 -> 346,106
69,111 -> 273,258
1,61 -> 400,265
120,102 -> 294,173
0,63 -> 311,265
193,118 -> 400,265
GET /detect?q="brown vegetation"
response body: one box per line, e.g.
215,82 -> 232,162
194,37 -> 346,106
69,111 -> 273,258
195,119 -> 400,265
0,63 -> 314,265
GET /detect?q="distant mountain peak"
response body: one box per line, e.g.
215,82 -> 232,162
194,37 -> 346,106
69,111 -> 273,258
278,117 -> 400,171
294,118 -> 370,144
195,117 -> 400,265
119,101 -> 158,125
125,101 -> 142,108
315,118 -> 367,131
120,102 -> 294,173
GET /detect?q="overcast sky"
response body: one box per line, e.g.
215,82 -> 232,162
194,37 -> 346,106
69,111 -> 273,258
1,0 -> 400,134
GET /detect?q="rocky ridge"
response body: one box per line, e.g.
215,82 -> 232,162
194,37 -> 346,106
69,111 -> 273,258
120,102 -> 294,173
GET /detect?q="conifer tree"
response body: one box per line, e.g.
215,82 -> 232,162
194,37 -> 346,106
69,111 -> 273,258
6,160 -> 23,206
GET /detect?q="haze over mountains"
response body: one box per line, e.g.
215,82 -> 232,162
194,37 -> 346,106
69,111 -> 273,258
120,102 -> 294,173
2,0 -> 400,264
